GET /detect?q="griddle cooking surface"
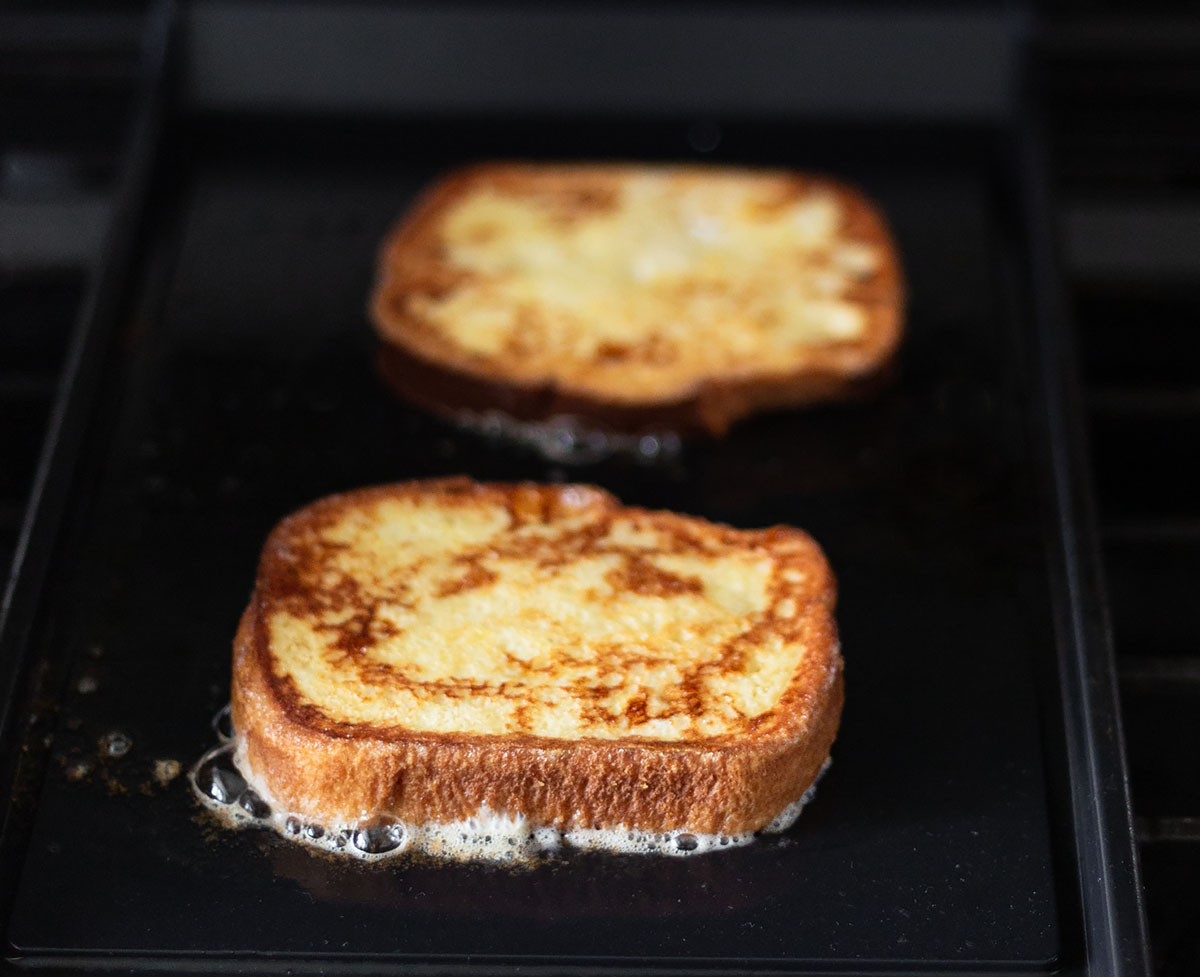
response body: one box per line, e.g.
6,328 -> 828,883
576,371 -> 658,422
7,122 -> 1059,972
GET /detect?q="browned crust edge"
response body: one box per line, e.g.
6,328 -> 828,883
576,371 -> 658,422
368,162 -> 905,437
231,479 -> 844,835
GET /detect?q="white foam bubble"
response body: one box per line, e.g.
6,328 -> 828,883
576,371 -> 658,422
452,410 -> 681,465
762,757 -> 832,834
189,730 -> 829,864
563,824 -> 754,856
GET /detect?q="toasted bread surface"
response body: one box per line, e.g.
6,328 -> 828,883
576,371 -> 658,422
232,478 -> 842,836
371,163 -> 903,435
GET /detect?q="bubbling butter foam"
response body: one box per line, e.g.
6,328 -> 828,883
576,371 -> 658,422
189,709 -> 829,863
454,409 -> 683,466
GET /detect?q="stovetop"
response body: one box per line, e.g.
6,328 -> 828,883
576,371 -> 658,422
1043,12 -> 1200,976
3,6 -> 1199,976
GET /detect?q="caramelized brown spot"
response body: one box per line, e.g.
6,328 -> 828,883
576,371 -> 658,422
564,184 -> 619,212
595,341 -> 633,362
606,554 -> 702,598
539,186 -> 619,224
478,168 -> 620,225
745,179 -> 807,217
317,600 -> 404,663
407,259 -> 470,301
676,672 -> 708,720
511,701 -> 533,734
507,485 -> 551,528
357,657 -> 406,685
530,519 -> 612,568
435,559 -> 498,598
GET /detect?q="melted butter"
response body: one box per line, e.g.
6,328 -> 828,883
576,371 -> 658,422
191,736 -> 831,863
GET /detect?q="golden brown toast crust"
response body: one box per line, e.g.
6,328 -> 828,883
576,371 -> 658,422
232,479 -> 843,835
370,163 -> 904,436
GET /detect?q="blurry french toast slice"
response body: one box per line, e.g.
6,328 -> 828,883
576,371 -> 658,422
370,163 -> 903,437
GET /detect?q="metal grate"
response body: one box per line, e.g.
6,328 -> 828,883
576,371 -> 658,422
1044,6 -> 1200,968
1043,15 -> 1200,194
1082,305 -> 1200,974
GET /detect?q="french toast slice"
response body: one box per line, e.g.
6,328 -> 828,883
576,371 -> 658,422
370,163 -> 903,437
232,478 -> 843,852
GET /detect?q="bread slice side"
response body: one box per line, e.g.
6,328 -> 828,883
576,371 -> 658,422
370,163 -> 904,435
232,479 -> 843,836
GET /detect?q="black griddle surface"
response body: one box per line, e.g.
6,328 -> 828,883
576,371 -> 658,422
7,122 -> 1060,972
